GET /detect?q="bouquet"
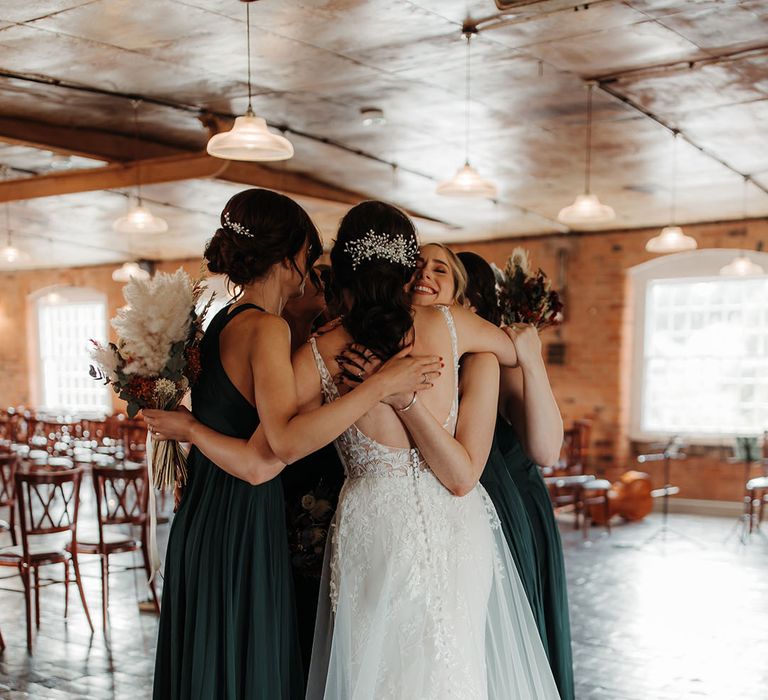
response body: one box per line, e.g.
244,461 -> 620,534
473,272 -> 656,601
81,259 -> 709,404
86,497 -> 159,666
497,247 -> 564,329
89,268 -> 212,489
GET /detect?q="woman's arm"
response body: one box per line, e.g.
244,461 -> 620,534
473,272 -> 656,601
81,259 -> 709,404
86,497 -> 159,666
499,325 -> 563,468
145,316 -> 440,485
394,352 -> 500,496
448,305 -> 518,367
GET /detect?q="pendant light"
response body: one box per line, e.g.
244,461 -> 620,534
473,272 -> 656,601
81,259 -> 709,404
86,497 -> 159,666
0,169 -> 28,266
720,179 -> 764,276
436,28 -> 497,198
112,261 -> 151,282
558,83 -> 615,227
206,3 -> 294,161
645,131 -> 697,254
113,101 -> 168,234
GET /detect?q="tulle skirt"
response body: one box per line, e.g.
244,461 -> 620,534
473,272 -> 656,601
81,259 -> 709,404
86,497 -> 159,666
306,467 -> 560,700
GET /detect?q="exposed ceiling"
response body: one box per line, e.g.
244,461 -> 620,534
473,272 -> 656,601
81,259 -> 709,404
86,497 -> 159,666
0,0 -> 767,269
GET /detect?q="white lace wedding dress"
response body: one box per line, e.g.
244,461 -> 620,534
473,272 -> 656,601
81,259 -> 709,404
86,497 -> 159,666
306,306 -> 560,700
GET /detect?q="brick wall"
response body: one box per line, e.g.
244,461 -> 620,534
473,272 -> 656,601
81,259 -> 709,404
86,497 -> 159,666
1,217 -> 765,501
455,217 -> 768,502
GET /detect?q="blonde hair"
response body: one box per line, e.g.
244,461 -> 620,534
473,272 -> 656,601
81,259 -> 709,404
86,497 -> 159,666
421,243 -> 468,305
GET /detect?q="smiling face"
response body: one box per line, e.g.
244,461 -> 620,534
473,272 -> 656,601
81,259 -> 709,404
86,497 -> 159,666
410,243 -> 462,307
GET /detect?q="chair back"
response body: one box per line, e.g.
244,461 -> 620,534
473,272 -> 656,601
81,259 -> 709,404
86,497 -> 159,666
0,453 -> 17,507
15,467 -> 83,547
91,463 -> 149,534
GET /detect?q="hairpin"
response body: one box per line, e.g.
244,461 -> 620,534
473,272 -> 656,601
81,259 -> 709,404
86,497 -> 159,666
343,229 -> 419,271
223,212 -> 254,238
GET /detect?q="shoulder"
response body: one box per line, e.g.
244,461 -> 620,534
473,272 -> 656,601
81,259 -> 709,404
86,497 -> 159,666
226,309 -> 290,348
460,352 -> 500,390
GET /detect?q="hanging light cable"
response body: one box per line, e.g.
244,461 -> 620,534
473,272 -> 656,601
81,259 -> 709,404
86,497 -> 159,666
558,82 -> 615,227
436,27 -> 497,198
207,2 -> 294,161
720,177 -> 765,275
113,100 -> 168,234
646,130 -> 697,254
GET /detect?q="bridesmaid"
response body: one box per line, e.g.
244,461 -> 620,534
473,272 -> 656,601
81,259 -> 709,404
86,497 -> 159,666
280,269 -> 345,677
412,244 -> 574,700
146,189 -> 438,700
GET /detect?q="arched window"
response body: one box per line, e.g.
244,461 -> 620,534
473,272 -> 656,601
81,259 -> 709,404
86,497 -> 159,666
628,249 -> 768,442
33,286 -> 111,414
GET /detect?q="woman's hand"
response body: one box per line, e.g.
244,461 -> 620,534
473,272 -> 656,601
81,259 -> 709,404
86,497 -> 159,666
370,346 -> 442,400
504,324 -> 543,369
142,406 -> 198,443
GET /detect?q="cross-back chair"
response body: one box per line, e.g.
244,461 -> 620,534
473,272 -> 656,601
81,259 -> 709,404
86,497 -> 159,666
0,466 -> 93,652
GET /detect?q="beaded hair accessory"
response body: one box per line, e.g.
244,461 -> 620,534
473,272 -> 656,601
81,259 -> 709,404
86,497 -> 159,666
223,212 -> 254,238
343,229 -> 419,271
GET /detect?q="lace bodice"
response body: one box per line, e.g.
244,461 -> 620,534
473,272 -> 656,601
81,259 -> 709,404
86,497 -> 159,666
309,305 -> 459,480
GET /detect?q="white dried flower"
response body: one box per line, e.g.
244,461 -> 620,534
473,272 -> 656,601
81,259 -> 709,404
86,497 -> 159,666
112,268 -> 195,377
89,342 -> 120,383
508,247 -> 531,275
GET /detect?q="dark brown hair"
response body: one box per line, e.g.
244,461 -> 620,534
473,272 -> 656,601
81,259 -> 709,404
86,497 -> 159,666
457,251 -> 501,326
205,188 -> 322,288
330,201 -> 418,360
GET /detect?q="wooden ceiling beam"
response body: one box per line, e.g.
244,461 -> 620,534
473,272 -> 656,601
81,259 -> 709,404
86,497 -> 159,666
0,116 -> 179,162
0,151 -> 367,205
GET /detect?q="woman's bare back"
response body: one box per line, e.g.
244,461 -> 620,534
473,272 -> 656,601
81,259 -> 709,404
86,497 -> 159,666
309,305 -> 457,449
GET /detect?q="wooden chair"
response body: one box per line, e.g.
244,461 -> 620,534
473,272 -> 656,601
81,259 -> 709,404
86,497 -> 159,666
0,466 -> 93,652
580,478 -> 612,538
0,452 -> 18,544
73,463 -> 158,629
745,476 -> 768,534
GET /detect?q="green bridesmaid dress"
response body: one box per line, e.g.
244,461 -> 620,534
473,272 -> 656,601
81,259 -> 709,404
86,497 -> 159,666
153,304 -> 304,700
491,415 -> 575,700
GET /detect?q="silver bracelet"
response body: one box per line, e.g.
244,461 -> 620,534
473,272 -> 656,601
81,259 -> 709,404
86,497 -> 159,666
395,392 -> 418,413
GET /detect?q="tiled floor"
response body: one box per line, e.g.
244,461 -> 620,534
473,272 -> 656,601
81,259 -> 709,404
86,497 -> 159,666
1,511 -> 766,699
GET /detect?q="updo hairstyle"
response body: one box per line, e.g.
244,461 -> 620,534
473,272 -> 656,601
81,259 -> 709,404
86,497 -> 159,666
205,188 -> 322,289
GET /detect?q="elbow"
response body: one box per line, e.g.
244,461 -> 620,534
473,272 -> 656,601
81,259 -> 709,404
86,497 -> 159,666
534,451 -> 561,470
449,478 -> 479,498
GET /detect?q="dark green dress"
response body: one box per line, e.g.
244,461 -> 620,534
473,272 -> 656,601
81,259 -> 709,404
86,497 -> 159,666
481,415 -> 575,700
153,304 -> 304,700
280,444 -> 344,678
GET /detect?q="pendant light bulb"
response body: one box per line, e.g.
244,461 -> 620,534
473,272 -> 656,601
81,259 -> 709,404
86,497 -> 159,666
206,3 -> 294,162
719,254 -> 765,277
112,261 -> 151,282
113,200 -> 168,234
436,28 -> 497,199
645,225 -> 698,254
558,83 -> 615,227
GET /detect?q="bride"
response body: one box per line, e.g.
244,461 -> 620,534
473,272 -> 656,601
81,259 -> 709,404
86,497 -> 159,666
302,201 -> 559,699
147,200 -> 560,699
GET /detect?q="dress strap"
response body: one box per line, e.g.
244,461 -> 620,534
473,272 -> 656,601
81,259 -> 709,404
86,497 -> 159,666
225,302 -> 265,321
435,305 -> 459,372
434,305 -> 459,433
309,337 -> 340,402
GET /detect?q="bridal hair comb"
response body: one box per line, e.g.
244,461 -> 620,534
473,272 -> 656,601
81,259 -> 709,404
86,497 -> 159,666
344,229 -> 419,270
223,212 -> 254,238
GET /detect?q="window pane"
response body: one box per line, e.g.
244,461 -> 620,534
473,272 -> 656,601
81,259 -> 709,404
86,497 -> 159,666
37,294 -> 111,413
642,277 -> 768,436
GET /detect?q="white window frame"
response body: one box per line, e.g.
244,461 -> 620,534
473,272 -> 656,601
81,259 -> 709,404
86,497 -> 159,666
628,248 -> 768,445
33,286 -> 111,415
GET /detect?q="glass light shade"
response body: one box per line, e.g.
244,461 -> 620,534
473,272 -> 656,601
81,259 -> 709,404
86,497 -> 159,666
112,261 -> 151,282
557,193 -> 615,226
719,255 -> 765,276
206,114 -> 294,162
645,225 -> 698,254
436,163 -> 498,198
0,244 -> 21,263
113,204 -> 168,234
